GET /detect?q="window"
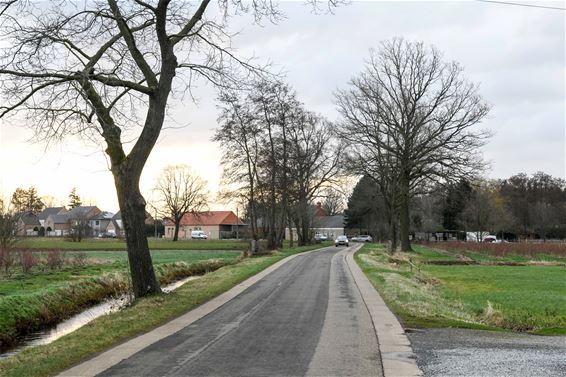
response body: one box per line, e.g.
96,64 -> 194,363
95,220 -> 99,226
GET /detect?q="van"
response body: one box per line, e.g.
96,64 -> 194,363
191,230 -> 208,239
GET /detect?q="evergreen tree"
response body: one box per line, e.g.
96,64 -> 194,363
10,186 -> 44,214
68,188 -> 82,209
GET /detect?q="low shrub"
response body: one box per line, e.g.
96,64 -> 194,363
46,249 -> 65,270
0,248 -> 16,277
19,249 -> 39,274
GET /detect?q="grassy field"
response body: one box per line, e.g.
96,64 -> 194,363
0,250 -> 241,297
355,243 -> 566,335
0,250 -> 242,351
14,237 -> 249,251
0,243 -> 327,377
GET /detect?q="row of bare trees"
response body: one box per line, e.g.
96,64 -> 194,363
0,0 -> 489,294
214,80 -> 341,252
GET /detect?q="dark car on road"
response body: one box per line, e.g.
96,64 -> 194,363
334,235 -> 349,247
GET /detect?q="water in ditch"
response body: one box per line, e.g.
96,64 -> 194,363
0,275 -> 200,360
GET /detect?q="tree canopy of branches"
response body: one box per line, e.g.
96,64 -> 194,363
0,200 -> 17,252
320,187 -> 345,216
68,187 -> 82,209
215,79 -> 340,250
10,186 -> 44,214
336,38 -> 491,252
154,165 -> 208,241
0,0 -> 293,298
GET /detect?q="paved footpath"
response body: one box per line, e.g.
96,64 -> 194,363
61,245 -> 421,377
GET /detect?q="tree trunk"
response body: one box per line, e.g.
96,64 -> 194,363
173,221 -> 180,241
399,176 -> 413,252
299,212 -> 310,246
388,212 -> 398,255
115,172 -> 160,298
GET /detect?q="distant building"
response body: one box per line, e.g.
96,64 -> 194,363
15,211 -> 41,236
44,206 -> 102,237
285,207 -> 346,242
109,211 -> 154,237
89,211 -> 115,236
164,211 -> 246,240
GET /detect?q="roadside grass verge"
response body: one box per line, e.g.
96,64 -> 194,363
355,243 -> 566,335
0,243 -> 326,377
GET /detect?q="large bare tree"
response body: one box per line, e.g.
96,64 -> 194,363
0,0 -> 284,297
336,38 -> 491,252
154,165 -> 208,241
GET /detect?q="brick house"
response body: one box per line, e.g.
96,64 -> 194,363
45,206 -> 102,236
15,211 -> 41,236
164,211 -> 245,240
38,207 -> 67,236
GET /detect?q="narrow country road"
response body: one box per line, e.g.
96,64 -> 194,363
98,246 -> 383,377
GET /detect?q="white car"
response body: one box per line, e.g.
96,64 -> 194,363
191,230 -> 208,239
351,235 -> 373,243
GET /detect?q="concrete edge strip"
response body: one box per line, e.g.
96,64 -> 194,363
345,246 -> 423,377
59,246 -> 332,377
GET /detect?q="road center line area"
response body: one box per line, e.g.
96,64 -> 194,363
63,246 -> 384,377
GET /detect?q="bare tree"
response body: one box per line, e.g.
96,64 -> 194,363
154,165 -> 208,241
0,1 -> 289,298
336,38 -> 491,252
320,187 -> 345,216
0,201 -> 17,251
215,89 -> 263,253
215,79 -> 341,249
286,113 -> 341,246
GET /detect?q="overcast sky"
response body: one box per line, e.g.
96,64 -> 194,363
0,0 -> 564,212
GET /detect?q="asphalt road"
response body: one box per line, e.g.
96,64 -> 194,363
98,247 -> 383,377
408,328 -> 566,377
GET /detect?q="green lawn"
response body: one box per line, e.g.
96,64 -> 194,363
356,243 -> 566,335
0,243 -> 327,377
15,237 -> 249,251
425,264 -> 566,332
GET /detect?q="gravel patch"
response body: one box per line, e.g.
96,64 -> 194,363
407,328 -> 566,376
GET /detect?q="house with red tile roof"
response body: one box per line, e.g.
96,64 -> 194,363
164,211 -> 246,240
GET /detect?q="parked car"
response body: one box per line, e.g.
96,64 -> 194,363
314,233 -> 328,241
334,235 -> 349,247
351,235 -> 373,242
98,232 -> 117,238
191,230 -> 208,239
